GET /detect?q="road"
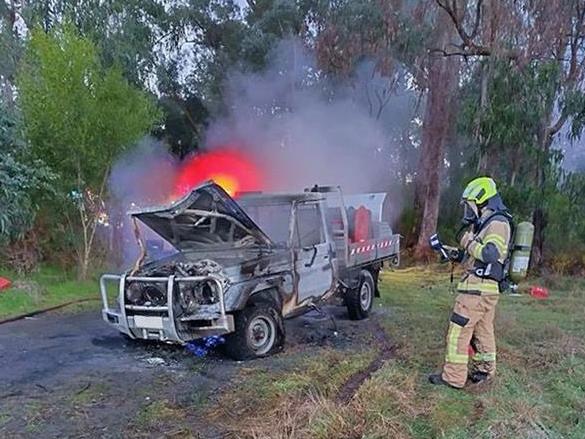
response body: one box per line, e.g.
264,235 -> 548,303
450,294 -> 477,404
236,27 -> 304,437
0,304 -> 376,438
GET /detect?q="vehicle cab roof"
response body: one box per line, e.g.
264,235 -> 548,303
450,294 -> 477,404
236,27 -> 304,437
237,191 -> 325,205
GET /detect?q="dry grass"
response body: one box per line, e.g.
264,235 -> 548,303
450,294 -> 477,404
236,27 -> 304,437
206,349 -> 375,438
200,268 -> 585,439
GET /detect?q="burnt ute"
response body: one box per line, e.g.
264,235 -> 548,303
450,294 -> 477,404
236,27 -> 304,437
100,182 -> 400,359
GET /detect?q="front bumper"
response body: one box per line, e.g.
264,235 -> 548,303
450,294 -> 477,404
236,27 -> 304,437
100,273 -> 234,344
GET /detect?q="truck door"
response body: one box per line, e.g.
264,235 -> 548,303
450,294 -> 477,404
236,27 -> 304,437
292,202 -> 334,303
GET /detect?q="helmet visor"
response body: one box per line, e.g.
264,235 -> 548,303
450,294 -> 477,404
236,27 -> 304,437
462,200 -> 478,225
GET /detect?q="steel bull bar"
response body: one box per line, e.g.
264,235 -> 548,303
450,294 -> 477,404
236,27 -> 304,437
99,274 -> 234,343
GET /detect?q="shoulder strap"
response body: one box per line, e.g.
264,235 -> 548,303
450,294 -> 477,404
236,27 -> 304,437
478,211 -> 515,264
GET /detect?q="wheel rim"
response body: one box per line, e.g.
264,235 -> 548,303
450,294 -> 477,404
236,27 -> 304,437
359,281 -> 372,311
247,315 -> 276,355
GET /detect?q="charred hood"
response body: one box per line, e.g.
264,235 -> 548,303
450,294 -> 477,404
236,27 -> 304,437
131,182 -> 273,252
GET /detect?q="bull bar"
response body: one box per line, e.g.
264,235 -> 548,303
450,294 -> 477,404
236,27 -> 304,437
99,273 -> 234,343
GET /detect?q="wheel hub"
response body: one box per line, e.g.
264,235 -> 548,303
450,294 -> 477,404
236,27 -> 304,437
247,315 -> 276,355
359,282 -> 372,310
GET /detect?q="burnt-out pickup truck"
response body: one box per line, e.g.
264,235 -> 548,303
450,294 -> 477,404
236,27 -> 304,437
100,182 -> 400,359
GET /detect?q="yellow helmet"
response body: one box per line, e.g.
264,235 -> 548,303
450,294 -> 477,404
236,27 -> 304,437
462,177 -> 498,206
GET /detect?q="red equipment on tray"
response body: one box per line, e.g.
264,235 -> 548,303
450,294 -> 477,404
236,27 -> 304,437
353,206 -> 371,242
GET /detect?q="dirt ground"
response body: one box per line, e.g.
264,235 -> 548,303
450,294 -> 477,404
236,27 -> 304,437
0,304 -> 386,438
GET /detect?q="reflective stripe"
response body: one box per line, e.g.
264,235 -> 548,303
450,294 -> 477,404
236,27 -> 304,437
445,324 -> 468,364
457,281 -> 500,294
483,233 -> 508,254
472,352 -> 496,362
471,234 -> 507,260
470,242 -> 483,260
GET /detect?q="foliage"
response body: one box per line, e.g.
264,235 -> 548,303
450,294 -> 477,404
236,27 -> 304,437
22,0 -> 170,87
153,94 -> 209,158
17,24 -> 160,190
0,102 -> 55,243
16,23 -> 160,277
453,59 -> 585,268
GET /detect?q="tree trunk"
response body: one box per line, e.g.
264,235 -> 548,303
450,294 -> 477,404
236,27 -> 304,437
413,15 -> 459,260
411,159 -> 427,247
531,206 -> 547,271
475,61 -> 490,173
530,132 -> 553,270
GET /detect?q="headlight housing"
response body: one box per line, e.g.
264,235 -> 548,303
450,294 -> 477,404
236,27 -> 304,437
126,282 -> 144,304
178,281 -> 219,313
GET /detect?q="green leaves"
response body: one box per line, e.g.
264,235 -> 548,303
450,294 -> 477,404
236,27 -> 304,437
16,23 -> 160,191
0,103 -> 56,242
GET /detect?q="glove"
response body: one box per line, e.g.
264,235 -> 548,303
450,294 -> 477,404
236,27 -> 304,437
443,245 -> 464,262
460,231 -> 474,249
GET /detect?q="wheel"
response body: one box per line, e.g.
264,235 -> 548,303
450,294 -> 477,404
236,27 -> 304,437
346,270 -> 375,320
224,303 -> 285,360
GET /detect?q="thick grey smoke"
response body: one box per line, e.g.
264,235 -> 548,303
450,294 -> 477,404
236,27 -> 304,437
109,138 -> 178,207
106,138 -> 178,266
204,40 -> 413,196
106,40 -> 416,267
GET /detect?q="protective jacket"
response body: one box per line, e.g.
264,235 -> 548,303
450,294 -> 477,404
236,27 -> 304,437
457,210 -> 512,295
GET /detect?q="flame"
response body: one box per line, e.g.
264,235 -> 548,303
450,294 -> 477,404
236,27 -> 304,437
173,148 -> 263,198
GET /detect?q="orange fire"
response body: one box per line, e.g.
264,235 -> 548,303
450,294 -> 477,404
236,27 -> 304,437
173,148 -> 263,198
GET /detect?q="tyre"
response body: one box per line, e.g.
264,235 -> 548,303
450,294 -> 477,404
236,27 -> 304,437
224,303 -> 285,360
346,270 -> 375,320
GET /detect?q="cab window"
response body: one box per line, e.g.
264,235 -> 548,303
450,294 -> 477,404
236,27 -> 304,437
294,204 -> 324,247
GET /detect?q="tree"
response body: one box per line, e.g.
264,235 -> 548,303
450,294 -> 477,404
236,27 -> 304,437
0,99 -> 56,272
436,0 -> 585,267
413,14 -> 459,259
17,24 -> 160,278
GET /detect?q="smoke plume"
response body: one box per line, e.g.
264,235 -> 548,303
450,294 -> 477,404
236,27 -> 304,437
106,39 -> 416,267
106,138 -> 178,266
205,40 -> 409,195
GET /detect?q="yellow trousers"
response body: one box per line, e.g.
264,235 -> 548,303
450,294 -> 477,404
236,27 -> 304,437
441,293 -> 499,388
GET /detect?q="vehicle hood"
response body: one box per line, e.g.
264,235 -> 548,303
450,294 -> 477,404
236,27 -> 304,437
131,181 -> 273,252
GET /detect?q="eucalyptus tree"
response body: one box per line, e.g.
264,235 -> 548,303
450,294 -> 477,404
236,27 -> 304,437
437,0 -> 585,266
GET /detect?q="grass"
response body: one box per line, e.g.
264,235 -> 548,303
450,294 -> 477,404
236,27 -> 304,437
128,399 -> 195,438
201,267 -> 585,439
2,265 -> 584,438
69,382 -> 111,407
0,266 -> 99,319
207,348 -> 376,438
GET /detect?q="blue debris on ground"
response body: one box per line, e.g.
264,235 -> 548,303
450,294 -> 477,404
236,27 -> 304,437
185,335 -> 226,358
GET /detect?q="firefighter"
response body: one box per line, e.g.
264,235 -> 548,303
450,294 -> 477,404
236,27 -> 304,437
429,177 -> 512,388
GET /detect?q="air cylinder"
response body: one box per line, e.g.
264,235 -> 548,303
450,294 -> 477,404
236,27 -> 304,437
509,221 -> 534,283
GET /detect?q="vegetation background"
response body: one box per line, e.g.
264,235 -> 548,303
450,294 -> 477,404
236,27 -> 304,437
1,0 -> 585,279
1,3 -> 585,437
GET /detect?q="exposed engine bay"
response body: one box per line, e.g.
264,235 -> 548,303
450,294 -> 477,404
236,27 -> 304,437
126,259 -> 228,319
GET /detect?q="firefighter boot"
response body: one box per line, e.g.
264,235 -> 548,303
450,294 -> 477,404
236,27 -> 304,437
428,373 -> 461,389
469,371 -> 490,384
